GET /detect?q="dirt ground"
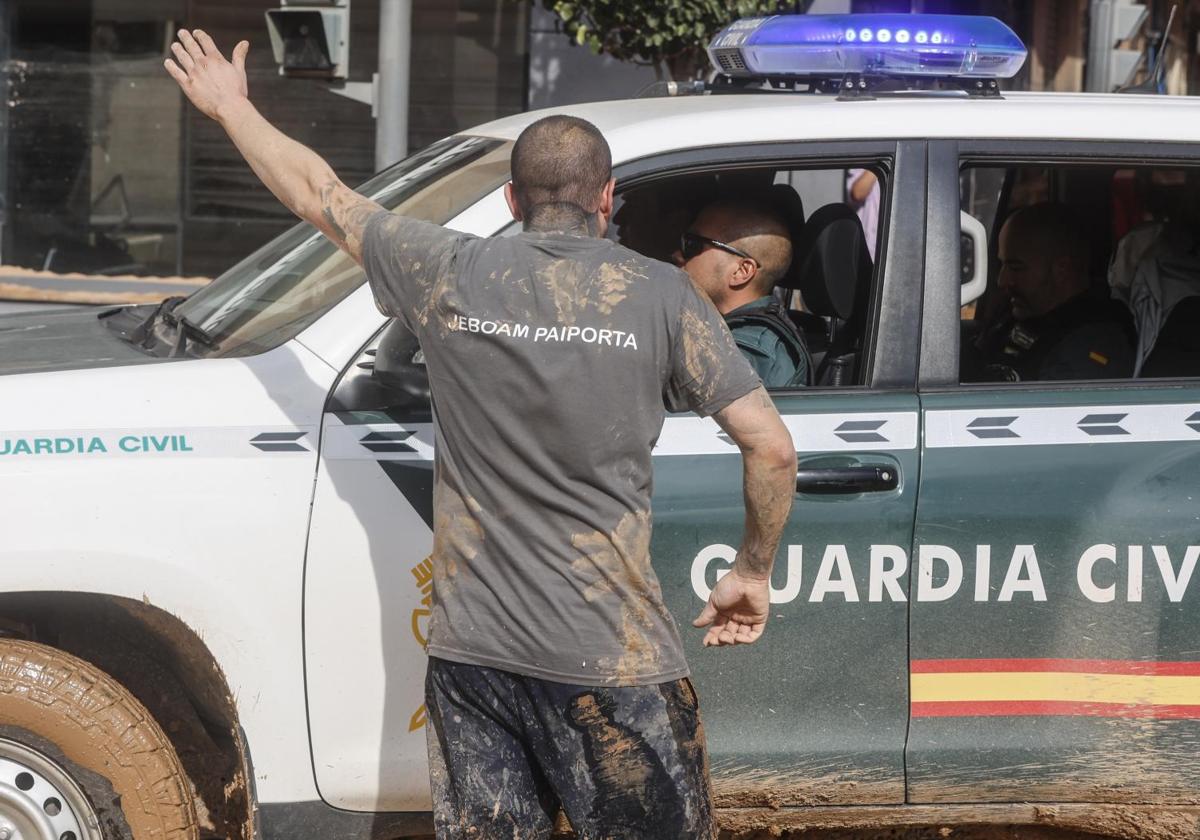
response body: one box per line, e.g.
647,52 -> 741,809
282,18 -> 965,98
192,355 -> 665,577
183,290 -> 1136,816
406,829 -> 1131,840
717,829 -> 1112,840
532,826 -> 1117,840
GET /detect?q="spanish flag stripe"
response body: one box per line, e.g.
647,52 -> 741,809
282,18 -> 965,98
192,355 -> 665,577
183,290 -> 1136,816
912,700 -> 1200,719
911,659 -> 1200,719
912,658 -> 1200,676
912,672 -> 1200,705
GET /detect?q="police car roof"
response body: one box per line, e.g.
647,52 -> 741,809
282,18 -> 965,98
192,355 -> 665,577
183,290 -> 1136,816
467,92 -> 1200,163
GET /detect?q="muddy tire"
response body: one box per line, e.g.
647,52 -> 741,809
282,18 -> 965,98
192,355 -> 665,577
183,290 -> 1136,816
0,639 -> 198,840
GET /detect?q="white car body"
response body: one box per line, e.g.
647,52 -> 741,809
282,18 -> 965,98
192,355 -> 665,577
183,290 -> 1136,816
3,89 -> 1199,838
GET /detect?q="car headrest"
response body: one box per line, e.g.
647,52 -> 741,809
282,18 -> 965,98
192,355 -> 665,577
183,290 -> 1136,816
793,203 -> 873,321
760,184 -> 806,290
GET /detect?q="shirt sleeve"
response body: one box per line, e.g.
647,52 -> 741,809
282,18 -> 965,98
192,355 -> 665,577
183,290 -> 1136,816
361,210 -> 473,331
665,279 -> 762,416
733,328 -> 804,389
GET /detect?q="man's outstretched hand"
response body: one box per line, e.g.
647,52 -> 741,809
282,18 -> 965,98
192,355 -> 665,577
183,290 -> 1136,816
165,30 -> 249,122
161,26 -> 379,264
692,570 -> 770,647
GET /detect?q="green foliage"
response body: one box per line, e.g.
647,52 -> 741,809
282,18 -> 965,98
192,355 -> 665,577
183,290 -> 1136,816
542,1 -> 798,79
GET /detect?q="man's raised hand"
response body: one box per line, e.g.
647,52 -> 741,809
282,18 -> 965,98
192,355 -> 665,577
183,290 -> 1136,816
162,28 -> 380,265
165,30 -> 249,122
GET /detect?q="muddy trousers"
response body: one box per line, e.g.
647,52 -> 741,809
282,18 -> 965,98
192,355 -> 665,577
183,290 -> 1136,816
424,657 -> 717,840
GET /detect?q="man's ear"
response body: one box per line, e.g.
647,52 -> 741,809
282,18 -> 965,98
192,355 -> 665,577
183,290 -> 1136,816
504,182 -> 523,222
597,177 -> 616,221
730,257 -> 758,290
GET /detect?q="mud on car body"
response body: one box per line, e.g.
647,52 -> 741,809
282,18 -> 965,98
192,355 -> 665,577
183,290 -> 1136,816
3,13 -> 1200,840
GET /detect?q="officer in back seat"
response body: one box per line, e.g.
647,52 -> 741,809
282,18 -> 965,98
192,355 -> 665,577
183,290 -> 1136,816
675,198 -> 810,388
976,203 -> 1135,382
1108,169 -> 1200,377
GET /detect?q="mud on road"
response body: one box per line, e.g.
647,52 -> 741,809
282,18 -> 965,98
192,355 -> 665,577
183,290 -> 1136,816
719,829 -> 1114,840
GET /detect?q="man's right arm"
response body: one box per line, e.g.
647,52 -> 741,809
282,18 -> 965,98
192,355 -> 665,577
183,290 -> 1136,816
692,385 -> 796,646
164,30 -> 382,265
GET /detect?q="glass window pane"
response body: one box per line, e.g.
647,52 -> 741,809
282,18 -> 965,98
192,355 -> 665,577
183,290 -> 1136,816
175,136 -> 511,358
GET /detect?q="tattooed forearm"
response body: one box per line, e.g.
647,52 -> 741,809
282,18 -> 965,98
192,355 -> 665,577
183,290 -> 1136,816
192,91 -> 381,264
317,180 -> 384,264
320,183 -> 349,243
736,445 -> 795,578
712,386 -> 797,580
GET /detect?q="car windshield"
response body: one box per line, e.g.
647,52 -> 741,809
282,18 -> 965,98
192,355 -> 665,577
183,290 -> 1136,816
174,135 -> 511,357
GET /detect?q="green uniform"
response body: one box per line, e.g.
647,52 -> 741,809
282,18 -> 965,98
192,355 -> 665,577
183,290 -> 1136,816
725,295 -> 810,388
978,292 -> 1136,382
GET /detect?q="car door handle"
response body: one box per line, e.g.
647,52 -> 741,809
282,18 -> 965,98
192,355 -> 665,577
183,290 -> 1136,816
795,466 -> 898,494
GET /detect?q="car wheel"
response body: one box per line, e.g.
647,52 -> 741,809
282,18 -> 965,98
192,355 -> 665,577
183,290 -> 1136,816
0,640 -> 198,840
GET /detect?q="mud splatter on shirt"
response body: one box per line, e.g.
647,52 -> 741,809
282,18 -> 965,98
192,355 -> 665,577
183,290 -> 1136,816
363,211 -> 759,685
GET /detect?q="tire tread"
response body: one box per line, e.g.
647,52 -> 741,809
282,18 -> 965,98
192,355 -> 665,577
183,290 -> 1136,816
0,639 -> 199,839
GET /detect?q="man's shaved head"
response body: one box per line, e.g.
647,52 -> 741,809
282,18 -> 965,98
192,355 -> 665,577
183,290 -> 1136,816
998,203 -> 1091,320
680,198 -> 794,314
510,115 -> 612,218
1003,203 -> 1089,271
699,199 -> 793,292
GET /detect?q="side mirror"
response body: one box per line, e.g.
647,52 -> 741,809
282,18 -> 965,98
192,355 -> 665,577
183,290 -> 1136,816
960,211 -> 988,307
373,320 -> 430,403
328,319 -> 429,416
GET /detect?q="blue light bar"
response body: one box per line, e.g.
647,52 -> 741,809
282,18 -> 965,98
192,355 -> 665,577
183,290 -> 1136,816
708,14 -> 1027,80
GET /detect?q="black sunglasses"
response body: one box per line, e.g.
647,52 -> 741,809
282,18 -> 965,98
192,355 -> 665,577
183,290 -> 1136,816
680,231 -> 759,266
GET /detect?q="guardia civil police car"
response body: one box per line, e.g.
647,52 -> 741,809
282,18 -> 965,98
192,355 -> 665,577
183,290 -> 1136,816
2,13 -> 1199,840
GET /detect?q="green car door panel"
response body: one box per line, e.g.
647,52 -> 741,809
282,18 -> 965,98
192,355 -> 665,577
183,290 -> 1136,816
909,385 -> 1200,804
652,392 -> 919,807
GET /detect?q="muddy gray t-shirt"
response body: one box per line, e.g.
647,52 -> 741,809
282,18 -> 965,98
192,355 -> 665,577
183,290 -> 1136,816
363,211 -> 760,686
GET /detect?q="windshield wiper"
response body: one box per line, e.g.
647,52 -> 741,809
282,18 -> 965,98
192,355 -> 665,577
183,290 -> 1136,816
101,295 -> 217,357
162,303 -> 217,356
131,295 -> 187,344
98,295 -> 185,349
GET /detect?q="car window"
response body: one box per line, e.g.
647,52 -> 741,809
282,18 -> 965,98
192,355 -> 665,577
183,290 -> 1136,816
174,136 -> 512,358
959,161 -> 1200,384
609,161 -> 890,390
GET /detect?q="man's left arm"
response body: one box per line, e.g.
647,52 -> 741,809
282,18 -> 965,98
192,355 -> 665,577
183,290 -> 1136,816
164,29 -> 381,264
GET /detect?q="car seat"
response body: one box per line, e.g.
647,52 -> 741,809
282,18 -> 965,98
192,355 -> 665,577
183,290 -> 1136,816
758,184 -> 827,375
789,203 -> 873,386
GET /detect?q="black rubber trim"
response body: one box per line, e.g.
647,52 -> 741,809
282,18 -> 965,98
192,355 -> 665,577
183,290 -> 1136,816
869,140 -> 925,390
257,800 -> 432,840
956,138 -> 1200,162
918,140 -> 961,388
613,139 -> 898,188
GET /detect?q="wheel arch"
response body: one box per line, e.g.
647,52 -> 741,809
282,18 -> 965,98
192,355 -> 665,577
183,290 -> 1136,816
0,591 -> 255,840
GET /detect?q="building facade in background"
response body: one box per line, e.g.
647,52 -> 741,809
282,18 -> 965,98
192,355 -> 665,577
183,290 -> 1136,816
0,0 -> 1196,289
0,0 -> 529,284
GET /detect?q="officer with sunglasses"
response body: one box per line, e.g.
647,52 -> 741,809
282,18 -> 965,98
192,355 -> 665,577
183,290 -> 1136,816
676,198 -> 810,388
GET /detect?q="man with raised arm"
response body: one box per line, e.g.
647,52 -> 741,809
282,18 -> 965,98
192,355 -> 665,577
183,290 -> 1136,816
166,31 -> 796,840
